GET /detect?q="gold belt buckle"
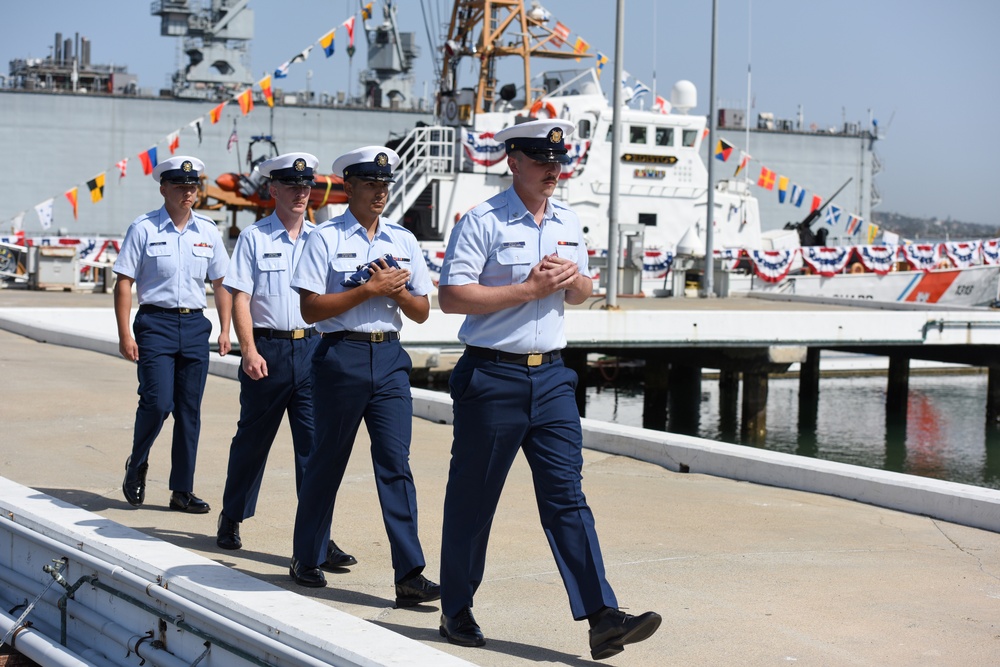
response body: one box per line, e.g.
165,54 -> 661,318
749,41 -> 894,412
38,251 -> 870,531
178,308 -> 191,314
370,330 -> 385,343
291,329 -> 305,340
527,353 -> 543,367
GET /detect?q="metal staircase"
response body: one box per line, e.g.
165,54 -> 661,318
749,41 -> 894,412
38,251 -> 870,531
383,125 -> 457,223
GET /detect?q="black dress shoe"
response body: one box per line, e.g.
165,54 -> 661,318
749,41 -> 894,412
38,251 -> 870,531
289,558 -> 327,588
168,491 -> 211,514
395,573 -> 441,608
320,540 -> 357,569
216,513 -> 242,550
122,456 -> 148,507
588,607 -> 662,660
439,607 -> 485,647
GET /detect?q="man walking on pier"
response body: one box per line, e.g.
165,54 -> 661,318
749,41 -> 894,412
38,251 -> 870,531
113,155 -> 231,514
287,146 -> 439,608
215,152 -> 353,569
436,119 -> 661,659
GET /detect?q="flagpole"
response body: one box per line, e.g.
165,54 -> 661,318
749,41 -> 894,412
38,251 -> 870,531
744,0 -> 752,189
604,0 -> 625,309
702,0 -> 718,298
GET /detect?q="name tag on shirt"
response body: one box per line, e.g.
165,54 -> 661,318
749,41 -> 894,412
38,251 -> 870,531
502,241 -> 525,248
263,252 -> 282,258
149,241 -> 167,247
337,252 -> 358,259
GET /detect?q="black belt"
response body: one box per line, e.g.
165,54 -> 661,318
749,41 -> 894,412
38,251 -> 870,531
322,330 -> 400,343
466,345 -> 561,367
253,327 -> 316,340
138,305 -> 203,315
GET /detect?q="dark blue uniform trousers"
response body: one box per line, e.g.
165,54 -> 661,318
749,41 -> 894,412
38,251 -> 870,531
292,337 -> 426,581
222,334 -> 319,522
127,309 -> 212,492
440,354 -> 618,620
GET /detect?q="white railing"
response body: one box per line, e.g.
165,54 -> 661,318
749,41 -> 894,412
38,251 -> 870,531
384,125 -> 456,221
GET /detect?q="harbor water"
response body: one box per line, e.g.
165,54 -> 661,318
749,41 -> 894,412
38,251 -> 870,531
584,372 -> 1000,490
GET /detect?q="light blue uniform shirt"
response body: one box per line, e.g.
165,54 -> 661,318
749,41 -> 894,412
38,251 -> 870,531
439,187 -> 590,354
113,206 -> 229,309
222,213 -> 315,331
291,208 -> 431,334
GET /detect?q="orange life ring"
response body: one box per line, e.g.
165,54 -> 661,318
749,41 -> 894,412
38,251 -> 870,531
529,99 -> 558,119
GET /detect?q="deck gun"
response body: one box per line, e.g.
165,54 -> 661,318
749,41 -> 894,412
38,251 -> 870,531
783,177 -> 853,246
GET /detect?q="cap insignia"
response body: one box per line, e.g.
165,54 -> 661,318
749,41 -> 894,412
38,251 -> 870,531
293,158 -> 306,171
181,161 -> 193,172
375,152 -> 388,167
549,129 -> 562,144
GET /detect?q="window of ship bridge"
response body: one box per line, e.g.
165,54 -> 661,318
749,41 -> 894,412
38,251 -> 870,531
629,125 -> 647,144
578,119 -> 593,139
682,129 -> 698,147
655,127 -> 674,146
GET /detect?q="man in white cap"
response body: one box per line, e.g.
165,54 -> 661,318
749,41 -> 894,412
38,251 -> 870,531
436,119 -> 661,659
113,155 -> 231,514
215,152 -> 354,569
287,146 -> 440,608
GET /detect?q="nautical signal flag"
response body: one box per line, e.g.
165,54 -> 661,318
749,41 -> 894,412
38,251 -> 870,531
777,175 -> 789,202
209,102 -> 225,124
757,167 -> 776,190
65,187 -> 79,220
139,147 -> 158,175
790,183 -> 805,207
87,173 -> 105,203
846,214 -> 863,236
320,29 -> 336,57
824,204 -> 842,226
552,21 -> 570,47
573,37 -> 589,59
810,195 -> 823,212
34,198 -> 53,230
228,126 -> 238,153
362,2 -> 373,20
714,138 -> 734,162
189,117 -> 203,144
237,88 -> 253,115
595,52 -> 608,77
867,223 -> 880,244
342,16 -> 355,48
734,152 -> 750,177
115,158 -> 128,179
652,95 -> 670,114
258,75 -> 274,107
168,130 -> 180,155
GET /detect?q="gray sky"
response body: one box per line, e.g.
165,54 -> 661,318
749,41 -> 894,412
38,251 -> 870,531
5,0 -> 998,226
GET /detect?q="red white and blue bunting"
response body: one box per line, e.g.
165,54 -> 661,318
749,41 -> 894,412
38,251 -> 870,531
461,131 -> 506,167
801,246 -> 852,277
748,249 -> 796,283
943,240 -> 981,268
983,239 -> 1000,266
642,248 -> 674,275
901,243 -> 940,273
856,245 -> 898,275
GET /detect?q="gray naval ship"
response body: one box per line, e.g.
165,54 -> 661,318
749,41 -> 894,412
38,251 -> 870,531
1,0 -> 877,246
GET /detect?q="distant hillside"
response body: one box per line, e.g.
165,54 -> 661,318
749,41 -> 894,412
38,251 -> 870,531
871,212 -> 999,241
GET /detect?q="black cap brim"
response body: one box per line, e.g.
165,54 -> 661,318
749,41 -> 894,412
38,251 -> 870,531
523,150 -> 571,165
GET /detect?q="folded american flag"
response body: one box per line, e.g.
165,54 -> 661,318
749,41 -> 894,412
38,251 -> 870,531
341,253 -> 412,289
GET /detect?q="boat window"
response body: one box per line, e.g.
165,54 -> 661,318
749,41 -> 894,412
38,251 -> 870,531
682,129 -> 698,147
605,125 -> 615,142
629,125 -> 648,144
638,213 -> 657,226
655,127 -> 673,146
578,119 -> 592,139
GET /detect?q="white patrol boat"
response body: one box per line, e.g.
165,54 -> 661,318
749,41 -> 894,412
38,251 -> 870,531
378,0 -> 762,294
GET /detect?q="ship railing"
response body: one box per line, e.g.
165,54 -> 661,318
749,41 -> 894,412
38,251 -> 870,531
384,125 -> 456,220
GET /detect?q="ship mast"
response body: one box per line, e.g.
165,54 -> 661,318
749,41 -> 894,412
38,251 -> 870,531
441,0 -> 587,114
